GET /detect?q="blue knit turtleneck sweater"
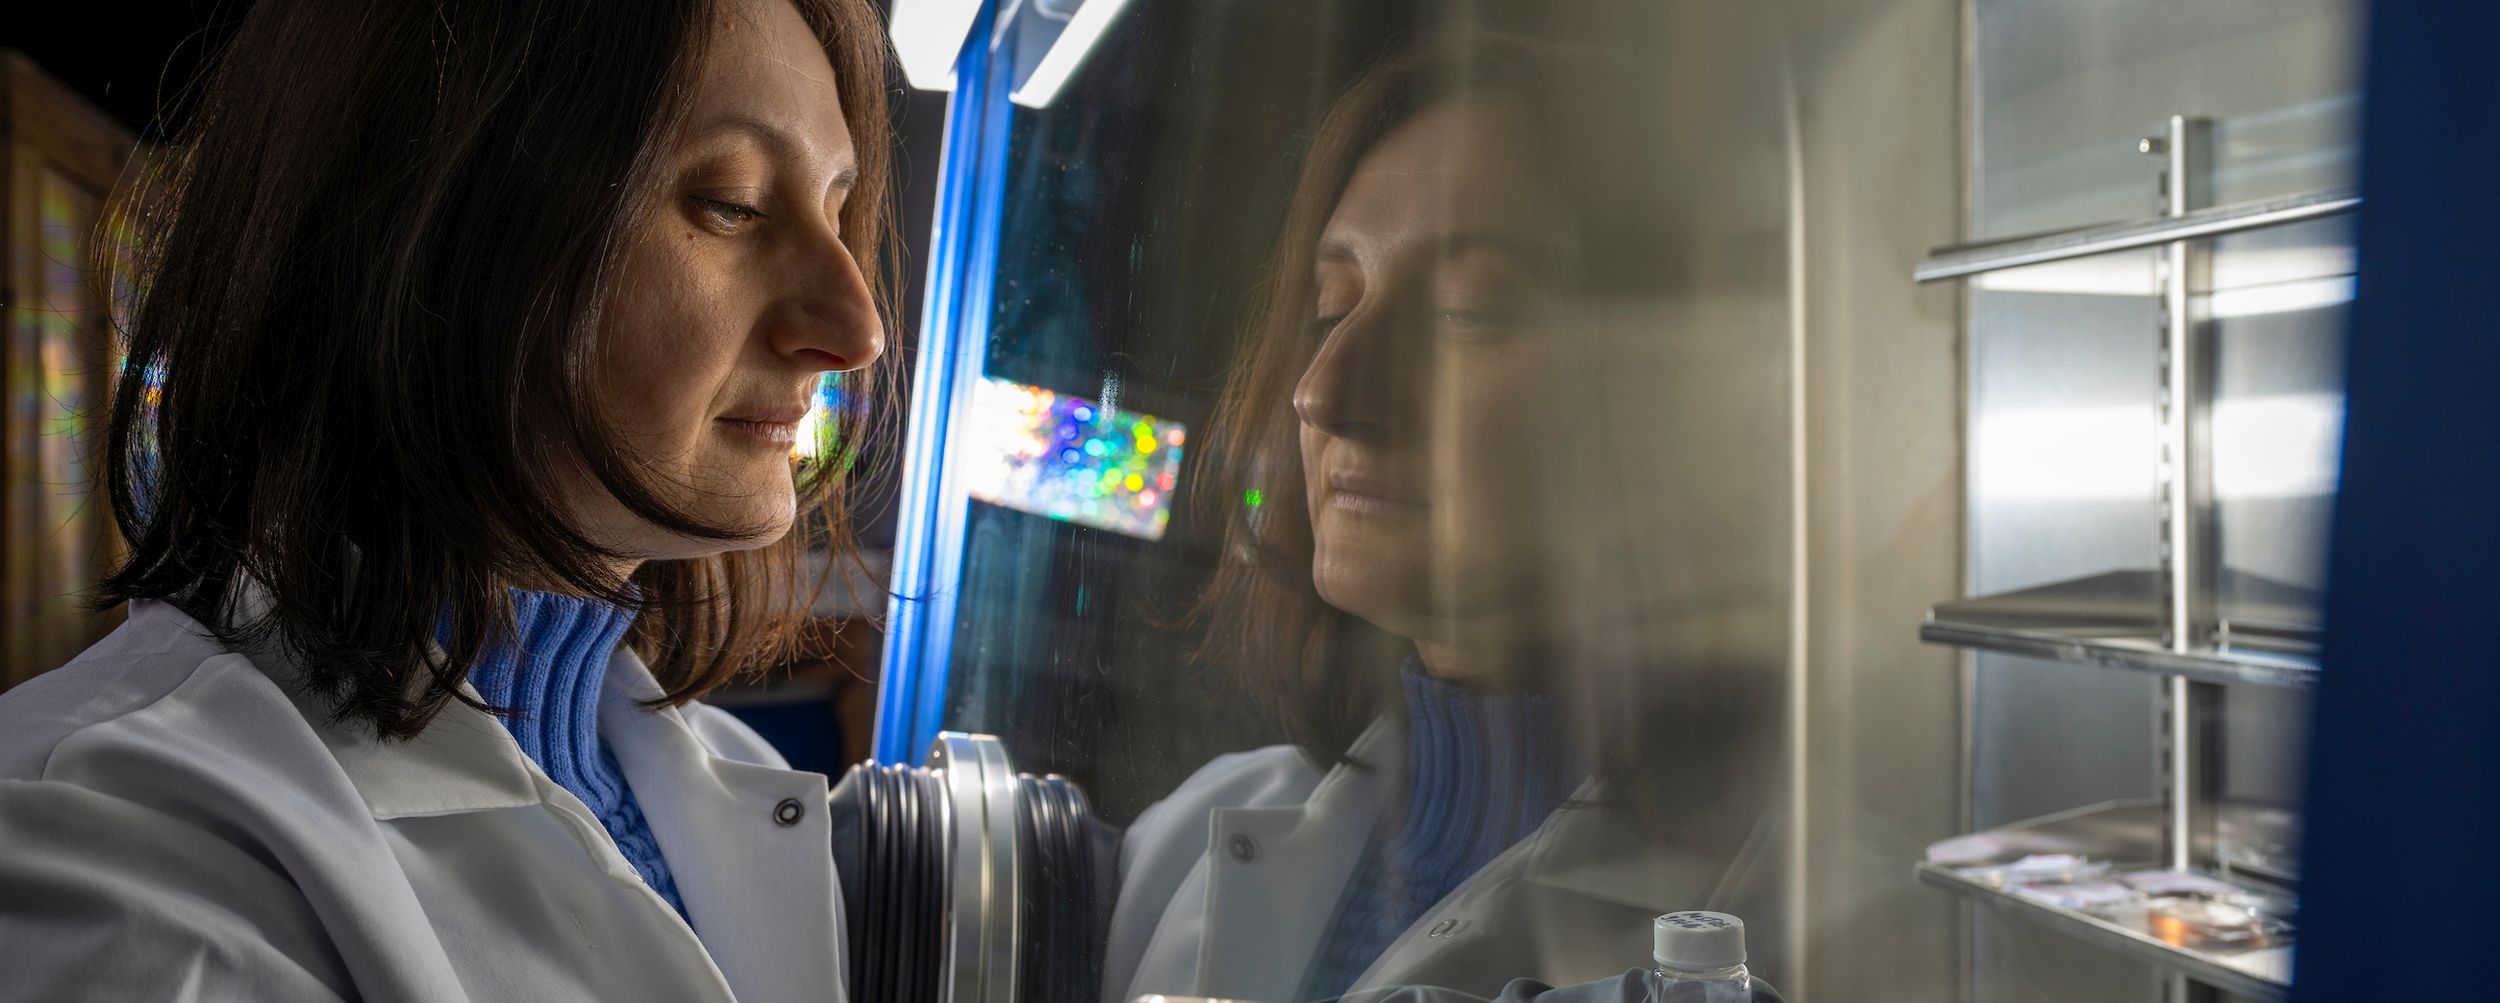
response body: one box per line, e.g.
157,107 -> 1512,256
1296,658 -> 1586,1001
465,590 -> 690,925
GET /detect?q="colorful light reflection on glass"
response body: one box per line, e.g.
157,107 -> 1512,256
791,372 -> 846,463
964,376 -> 1184,540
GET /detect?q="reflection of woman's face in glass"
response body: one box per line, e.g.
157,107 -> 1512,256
1296,97 -> 1568,647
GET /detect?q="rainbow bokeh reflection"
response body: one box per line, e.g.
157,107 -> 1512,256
791,373 -> 845,463
964,376 -> 1184,539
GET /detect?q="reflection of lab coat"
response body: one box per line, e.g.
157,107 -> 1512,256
0,600 -> 845,1002
1102,716 -> 1779,1003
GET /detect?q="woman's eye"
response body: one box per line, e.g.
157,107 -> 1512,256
691,196 -> 767,230
1312,314 -> 1348,335
1437,308 -> 1516,337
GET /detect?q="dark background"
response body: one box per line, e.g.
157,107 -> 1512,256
6,2 -> 238,139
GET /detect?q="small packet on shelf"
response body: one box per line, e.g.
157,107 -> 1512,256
1960,854 -> 2111,887
2118,869 -> 2243,898
2007,879 -> 2139,911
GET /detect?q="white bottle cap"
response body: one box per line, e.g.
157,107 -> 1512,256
1654,911 -> 1746,970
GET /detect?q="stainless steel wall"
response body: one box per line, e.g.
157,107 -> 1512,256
1781,2 -> 1968,1001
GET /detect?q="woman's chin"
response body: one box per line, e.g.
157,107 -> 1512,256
1313,562 -> 1428,631
631,492 -> 797,561
713,497 -> 799,548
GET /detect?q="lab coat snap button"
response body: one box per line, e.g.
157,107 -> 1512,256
1228,834 -> 1257,862
773,797 -> 805,826
1427,919 -> 1468,938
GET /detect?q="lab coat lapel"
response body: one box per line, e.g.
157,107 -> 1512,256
1353,780 -> 1779,994
232,568 -> 545,819
598,649 -> 843,1003
1521,787 -> 1772,913
1196,718 -> 1404,1001
320,705 -> 542,818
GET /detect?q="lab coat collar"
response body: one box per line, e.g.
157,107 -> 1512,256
308,692 -> 547,819
1196,716 -> 1406,1001
1519,780 -> 1771,912
599,648 -> 842,1003
234,571 -> 841,1003
1330,782 -> 1773,996
206,549 -> 544,819
213,598 -> 548,820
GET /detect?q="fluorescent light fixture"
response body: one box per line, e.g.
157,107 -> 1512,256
890,0 -> 985,91
1009,0 -> 1135,108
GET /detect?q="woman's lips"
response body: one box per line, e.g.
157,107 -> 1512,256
1326,469 -> 1427,514
718,415 -> 804,446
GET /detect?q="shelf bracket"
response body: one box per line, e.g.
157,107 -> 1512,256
2153,111 -> 2227,903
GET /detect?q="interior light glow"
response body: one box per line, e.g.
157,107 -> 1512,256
1970,253 -> 2158,297
2207,275 -> 2355,319
889,0 -> 985,91
1972,246 -> 2354,312
1975,394 -> 2344,502
1975,404 -> 2162,501
1008,0 -> 1135,108
2213,393 -> 2344,498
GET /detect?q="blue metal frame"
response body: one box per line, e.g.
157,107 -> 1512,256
875,0 -> 1017,765
2291,1 -> 2500,995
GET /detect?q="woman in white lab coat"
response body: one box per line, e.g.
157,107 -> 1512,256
0,0 -> 895,999
1102,34 -> 1788,1003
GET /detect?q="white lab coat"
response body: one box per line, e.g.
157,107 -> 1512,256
1102,718 -> 1780,1003
0,599 -> 847,1003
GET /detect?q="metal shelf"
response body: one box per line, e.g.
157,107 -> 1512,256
1915,186 -> 2359,282
1922,569 -> 2320,689
1919,801 -> 2295,1001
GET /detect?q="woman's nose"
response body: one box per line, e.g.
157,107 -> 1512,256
769,228 -> 885,373
1293,310 -> 1399,441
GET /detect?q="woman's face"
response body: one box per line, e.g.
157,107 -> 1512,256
1297,98 -> 1571,650
584,0 -> 882,564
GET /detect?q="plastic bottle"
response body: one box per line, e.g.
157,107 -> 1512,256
1649,911 -> 1754,1003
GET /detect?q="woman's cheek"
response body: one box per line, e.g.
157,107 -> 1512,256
601,251 -> 732,461
1433,348 -> 1544,571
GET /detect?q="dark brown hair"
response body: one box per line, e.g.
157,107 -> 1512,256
97,0 -> 899,739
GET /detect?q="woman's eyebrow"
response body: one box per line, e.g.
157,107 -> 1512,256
1437,231 -> 1540,261
692,115 -> 859,188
